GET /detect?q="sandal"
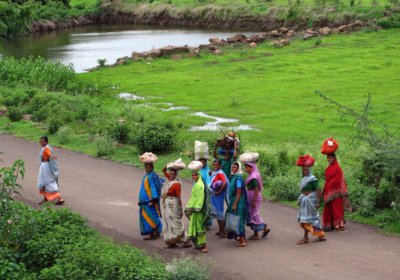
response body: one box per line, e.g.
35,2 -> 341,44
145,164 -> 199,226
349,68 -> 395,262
38,200 -> 45,204
236,243 -> 246,247
332,227 -> 344,232
296,238 -> 309,245
214,232 -> 221,236
262,228 -> 271,238
195,249 -> 208,253
164,244 -> 177,249
248,236 -> 259,240
180,242 -> 191,248
217,235 -> 227,239
55,200 -> 65,205
313,237 -> 327,242
143,236 -> 156,240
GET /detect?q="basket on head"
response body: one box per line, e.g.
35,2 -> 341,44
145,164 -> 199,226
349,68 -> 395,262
188,161 -> 203,171
239,152 -> 259,163
321,138 -> 339,155
139,152 -> 158,164
166,158 -> 186,170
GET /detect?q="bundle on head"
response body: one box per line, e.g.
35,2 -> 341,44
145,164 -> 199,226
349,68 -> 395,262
215,128 -> 240,150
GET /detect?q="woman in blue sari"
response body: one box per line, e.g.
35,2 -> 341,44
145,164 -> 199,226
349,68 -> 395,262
209,159 -> 229,238
138,163 -> 165,240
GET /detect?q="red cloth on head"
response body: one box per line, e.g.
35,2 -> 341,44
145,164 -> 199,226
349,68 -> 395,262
296,155 -> 315,167
321,138 -> 339,155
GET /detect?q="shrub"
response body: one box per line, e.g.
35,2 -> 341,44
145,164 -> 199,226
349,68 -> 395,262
29,95 -> 49,112
75,105 -> 89,121
58,125 -> 73,144
107,122 -> 131,144
48,118 -> 62,134
167,254 -> 216,280
6,107 -> 23,121
95,135 -> 116,157
270,168 -> 301,201
377,19 -> 392,29
32,107 -> 48,122
133,121 -> 177,153
97,58 -> 107,67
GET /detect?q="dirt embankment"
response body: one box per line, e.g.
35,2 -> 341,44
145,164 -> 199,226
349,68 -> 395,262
28,4 -> 385,34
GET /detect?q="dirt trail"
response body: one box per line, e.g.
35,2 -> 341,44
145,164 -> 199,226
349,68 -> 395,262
1,134 -> 400,280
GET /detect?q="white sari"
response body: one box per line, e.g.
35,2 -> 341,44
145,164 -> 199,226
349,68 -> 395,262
162,172 -> 187,245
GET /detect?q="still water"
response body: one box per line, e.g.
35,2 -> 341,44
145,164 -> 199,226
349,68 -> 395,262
0,24 -> 256,73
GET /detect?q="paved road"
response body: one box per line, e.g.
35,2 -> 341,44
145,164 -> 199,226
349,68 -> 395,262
1,134 -> 400,280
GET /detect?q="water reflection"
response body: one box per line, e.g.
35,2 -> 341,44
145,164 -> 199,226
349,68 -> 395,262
0,24 -> 256,73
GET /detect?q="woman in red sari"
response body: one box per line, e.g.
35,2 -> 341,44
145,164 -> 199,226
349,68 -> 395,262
322,153 -> 351,232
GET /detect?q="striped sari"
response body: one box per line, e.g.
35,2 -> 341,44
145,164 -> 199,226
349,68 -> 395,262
138,171 -> 165,235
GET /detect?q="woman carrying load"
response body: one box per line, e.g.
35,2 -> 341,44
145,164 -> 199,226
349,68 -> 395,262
161,164 -> 191,249
38,136 -> 65,205
322,153 -> 351,232
244,161 -> 270,240
199,158 -> 213,228
225,161 -> 251,247
185,161 -> 213,253
296,155 -> 326,244
320,138 -> 351,232
138,159 -> 165,240
212,140 -> 238,179
209,159 -> 230,238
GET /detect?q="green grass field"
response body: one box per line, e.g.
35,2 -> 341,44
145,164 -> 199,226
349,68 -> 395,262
84,29 -> 400,145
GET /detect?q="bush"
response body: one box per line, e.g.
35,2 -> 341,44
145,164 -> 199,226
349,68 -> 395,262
167,254 -> 216,280
75,105 -> 89,121
58,125 -> 73,144
270,168 -> 301,201
377,19 -> 392,29
48,118 -> 62,134
32,107 -> 48,122
95,135 -> 116,157
97,58 -> 107,67
133,121 -> 177,153
6,107 -> 23,121
107,122 -> 131,144
2,95 -> 20,107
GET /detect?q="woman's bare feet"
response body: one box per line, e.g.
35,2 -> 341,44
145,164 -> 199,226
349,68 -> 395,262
236,237 -> 246,247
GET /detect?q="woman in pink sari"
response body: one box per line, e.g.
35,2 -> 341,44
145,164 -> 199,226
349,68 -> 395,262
244,163 -> 270,240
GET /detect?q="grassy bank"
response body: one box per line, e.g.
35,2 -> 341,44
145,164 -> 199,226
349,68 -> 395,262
1,29 -> 400,234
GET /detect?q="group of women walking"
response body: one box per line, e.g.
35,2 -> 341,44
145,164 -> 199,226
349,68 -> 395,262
138,142 -> 270,253
36,135 -> 351,252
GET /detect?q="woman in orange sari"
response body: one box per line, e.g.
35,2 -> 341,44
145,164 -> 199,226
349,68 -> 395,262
322,153 -> 351,231
38,136 -> 65,205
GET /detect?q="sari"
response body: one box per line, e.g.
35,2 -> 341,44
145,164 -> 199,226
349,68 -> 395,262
162,171 -> 187,245
185,173 -> 212,249
297,167 -> 324,237
322,159 -> 350,231
245,163 -> 267,232
38,145 -> 60,201
210,169 -> 230,221
138,171 -> 165,236
220,156 -> 234,179
225,162 -> 251,239
200,162 -> 213,227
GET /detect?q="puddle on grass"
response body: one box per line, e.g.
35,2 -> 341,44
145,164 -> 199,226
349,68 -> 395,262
115,94 -> 255,131
189,112 -> 255,131
117,93 -> 145,100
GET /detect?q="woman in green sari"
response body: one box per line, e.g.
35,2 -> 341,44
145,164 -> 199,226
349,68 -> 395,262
185,166 -> 212,253
225,162 -> 251,247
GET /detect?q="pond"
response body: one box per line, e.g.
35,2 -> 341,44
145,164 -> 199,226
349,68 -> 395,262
0,24 -> 257,73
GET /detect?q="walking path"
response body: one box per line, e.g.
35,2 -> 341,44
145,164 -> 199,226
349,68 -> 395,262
1,134 -> 400,280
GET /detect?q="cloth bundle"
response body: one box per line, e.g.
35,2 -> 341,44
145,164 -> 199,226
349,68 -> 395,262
296,155 -> 315,167
139,152 -> 158,164
239,152 -> 259,163
210,180 -> 223,192
321,138 -> 339,155
188,161 -> 203,171
166,158 -> 186,170
194,141 -> 210,160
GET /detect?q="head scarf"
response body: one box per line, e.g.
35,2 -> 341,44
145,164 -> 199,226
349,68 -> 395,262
231,161 -> 243,176
324,158 -> 350,207
245,162 -> 263,191
165,170 -> 182,192
300,167 -> 318,191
